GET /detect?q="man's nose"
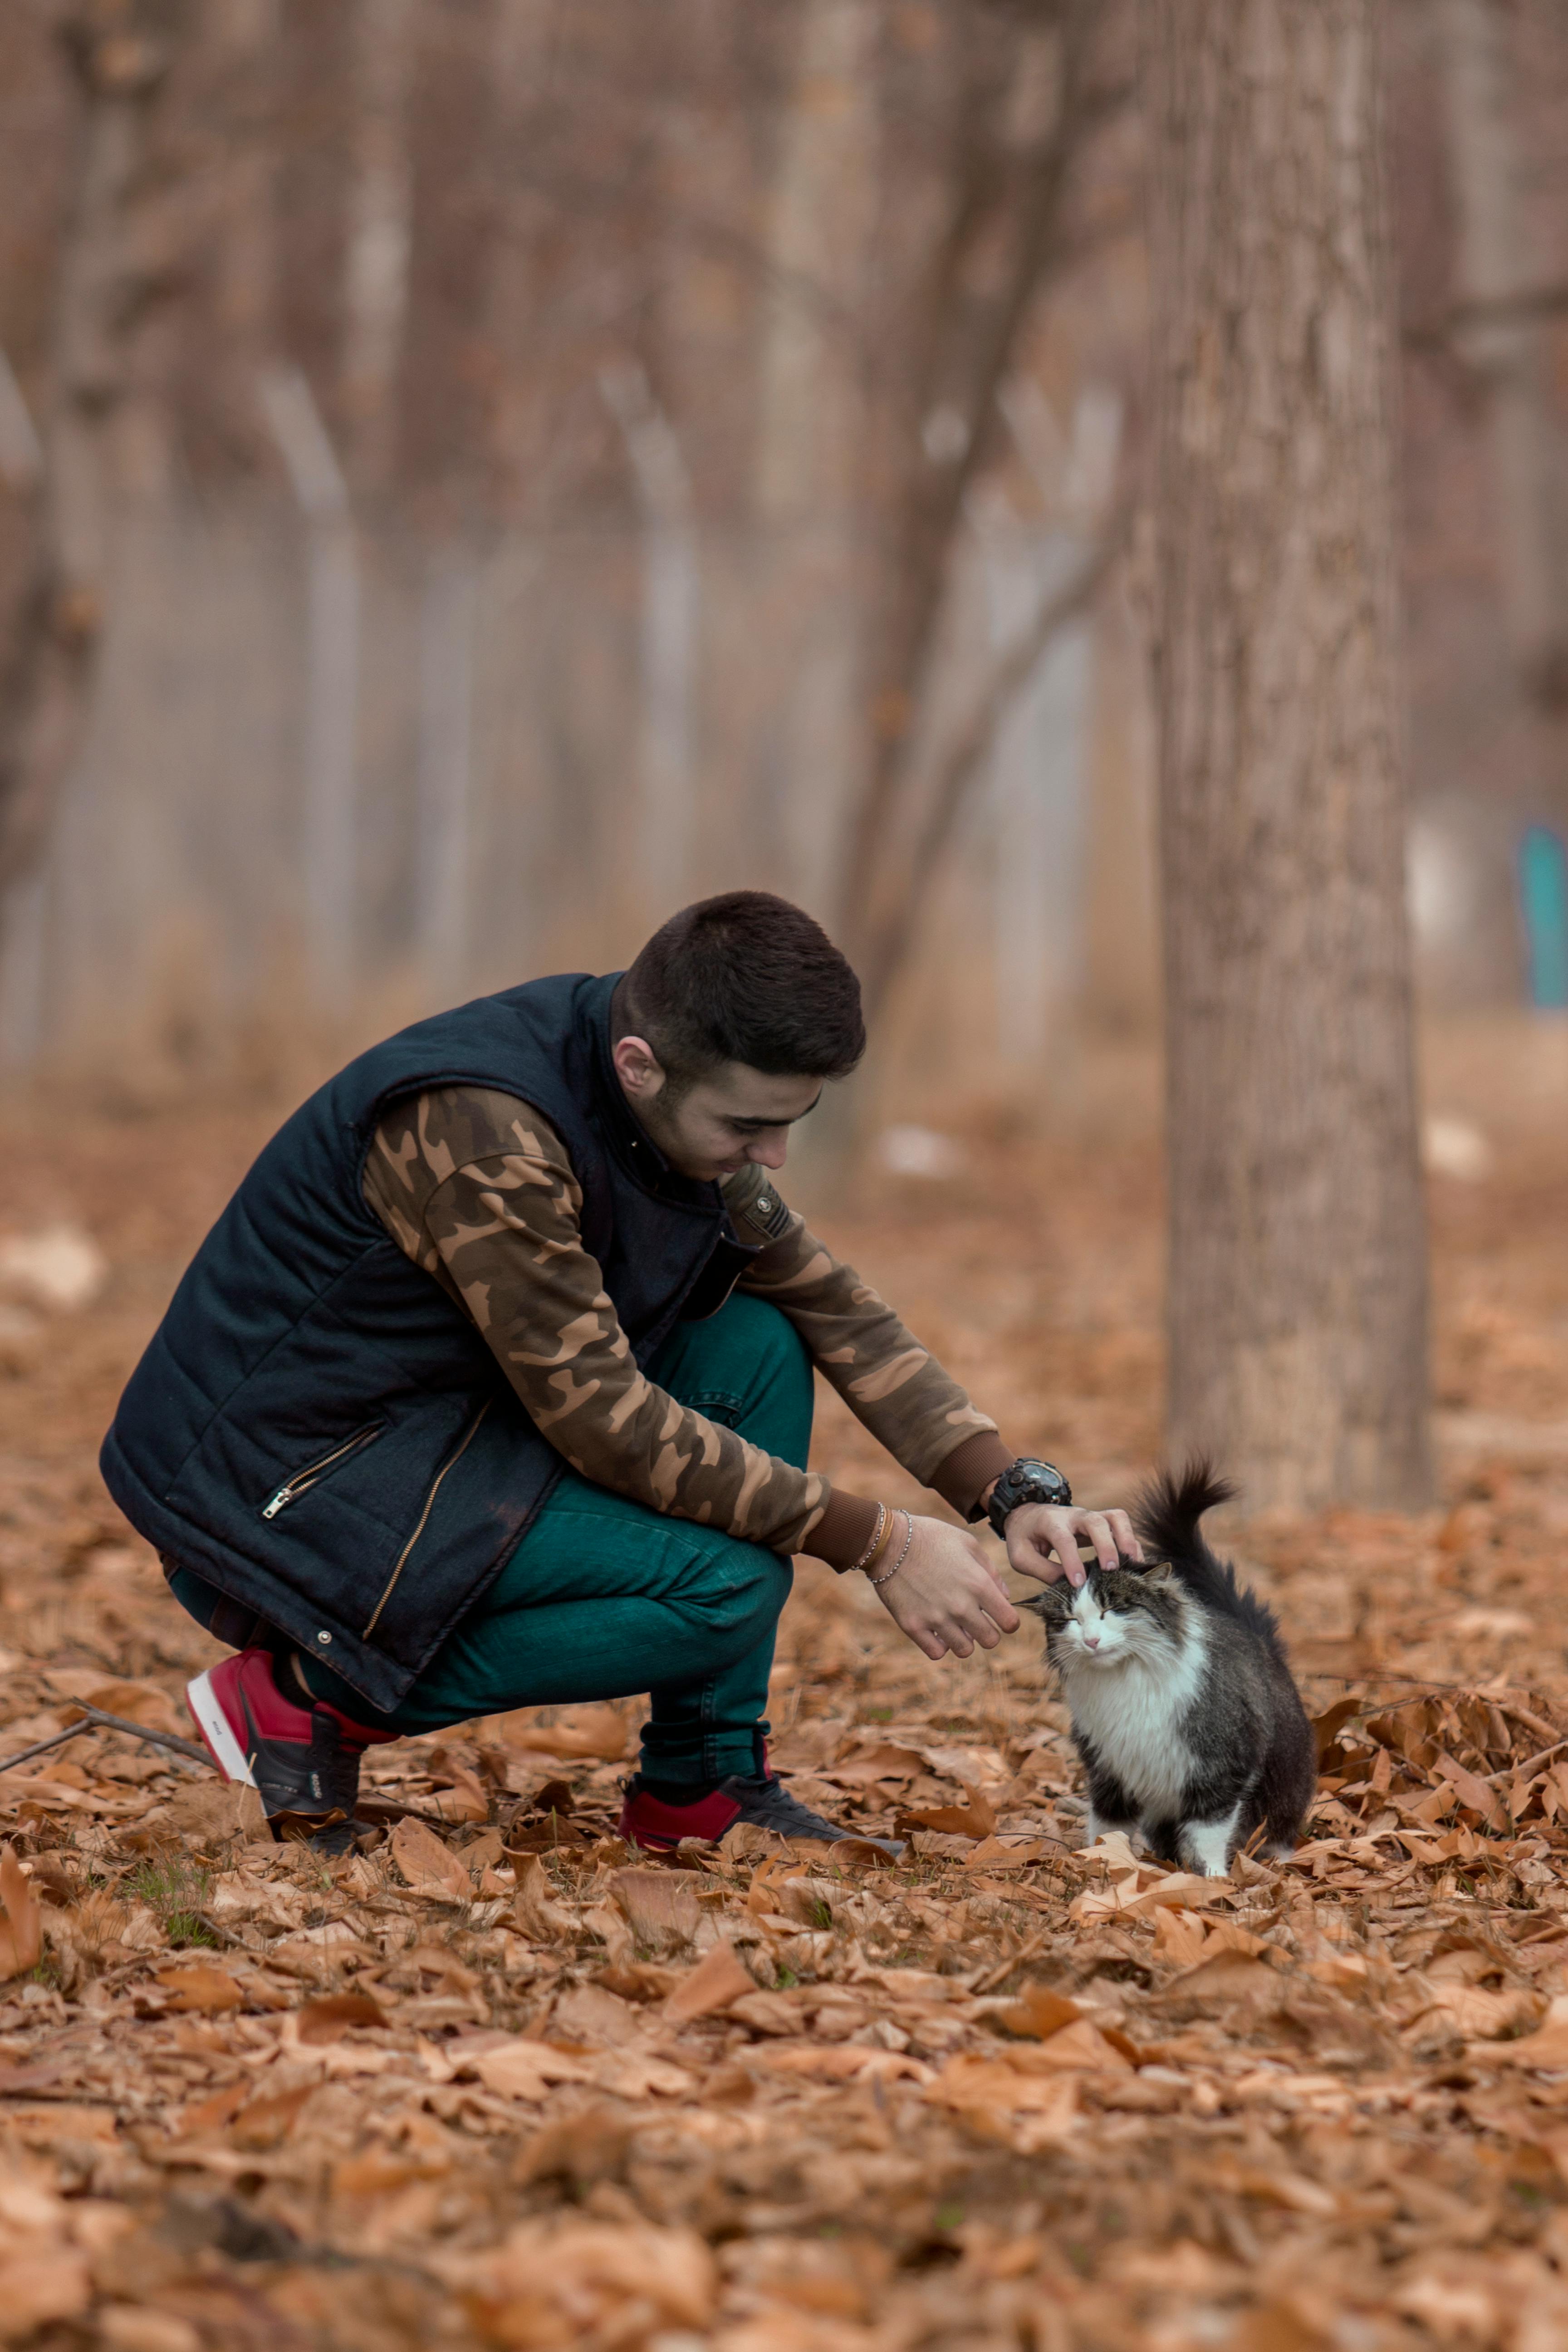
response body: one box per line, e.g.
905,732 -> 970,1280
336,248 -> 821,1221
747,1135 -> 789,1169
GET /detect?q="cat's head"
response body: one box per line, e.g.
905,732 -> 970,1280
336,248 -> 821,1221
1022,1557 -> 1186,1672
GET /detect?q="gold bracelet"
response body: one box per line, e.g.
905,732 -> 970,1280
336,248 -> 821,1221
867,1510 -> 915,1588
846,1502 -> 889,1576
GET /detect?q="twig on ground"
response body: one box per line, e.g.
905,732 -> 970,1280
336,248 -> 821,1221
0,1705 -> 212,1776
1486,1737 -> 1568,1786
1500,1701 -> 1564,1749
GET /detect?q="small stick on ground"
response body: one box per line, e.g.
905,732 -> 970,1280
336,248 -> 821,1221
1487,1737 -> 1568,1786
0,1705 -> 212,1776
1501,1702 -> 1564,1750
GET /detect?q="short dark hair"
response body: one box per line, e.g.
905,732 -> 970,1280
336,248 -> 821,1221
620,892 -> 866,1087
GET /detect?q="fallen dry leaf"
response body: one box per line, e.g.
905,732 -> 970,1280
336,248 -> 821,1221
0,1844 -> 42,1979
153,1961 -> 243,2014
472,2038 -> 595,2100
664,1938 -> 754,2022
294,1990 -> 389,2042
1163,1949 -> 1286,2003
924,2054 -> 1081,2151
993,1982 -> 1082,2040
895,1784 -> 997,1839
512,1853 -> 577,1941
465,2215 -> 717,2336
609,1865 -> 701,1952
390,1815 -> 472,1901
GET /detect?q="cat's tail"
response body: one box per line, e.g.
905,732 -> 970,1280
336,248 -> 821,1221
1133,1460 -> 1236,1561
1136,1460 -> 1290,1653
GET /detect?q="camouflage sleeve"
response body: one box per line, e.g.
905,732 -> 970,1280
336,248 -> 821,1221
721,1162 -> 1012,1516
363,1088 -> 837,1556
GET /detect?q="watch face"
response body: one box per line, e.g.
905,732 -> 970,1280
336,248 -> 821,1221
995,1461 -> 1072,1518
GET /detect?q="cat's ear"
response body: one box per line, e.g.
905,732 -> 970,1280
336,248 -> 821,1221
1139,1557 -> 1176,1587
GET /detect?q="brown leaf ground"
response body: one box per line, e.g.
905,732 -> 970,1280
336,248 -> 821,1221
0,1026 -> 1566,2350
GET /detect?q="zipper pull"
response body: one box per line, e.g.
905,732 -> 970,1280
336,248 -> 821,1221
261,1484 -> 295,1520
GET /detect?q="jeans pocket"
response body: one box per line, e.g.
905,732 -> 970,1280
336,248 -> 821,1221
683,1387 -> 746,1431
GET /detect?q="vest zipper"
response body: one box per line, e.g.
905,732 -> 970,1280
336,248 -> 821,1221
362,1398 -> 493,1639
260,1422 -> 385,1520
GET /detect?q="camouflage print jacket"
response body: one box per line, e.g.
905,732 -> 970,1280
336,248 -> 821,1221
362,1088 -> 1011,1566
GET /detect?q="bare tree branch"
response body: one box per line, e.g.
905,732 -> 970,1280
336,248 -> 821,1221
857,496 -> 1132,1018
838,0 -> 1117,964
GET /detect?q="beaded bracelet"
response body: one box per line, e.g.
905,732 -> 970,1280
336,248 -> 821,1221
846,1502 -> 889,1577
867,1509 -> 915,1588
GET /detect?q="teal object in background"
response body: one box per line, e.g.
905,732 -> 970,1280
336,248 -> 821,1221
1520,825 -> 1568,1010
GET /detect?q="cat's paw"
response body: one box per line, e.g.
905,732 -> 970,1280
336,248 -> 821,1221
1176,1815 -> 1239,1877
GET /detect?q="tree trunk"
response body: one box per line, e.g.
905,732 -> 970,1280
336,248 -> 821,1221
1435,0 -> 1568,716
0,11 -> 170,897
1144,0 -> 1432,1512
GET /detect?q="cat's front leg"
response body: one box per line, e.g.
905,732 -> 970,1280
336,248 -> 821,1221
1176,1798 -> 1247,1878
1081,1751 -> 1140,1852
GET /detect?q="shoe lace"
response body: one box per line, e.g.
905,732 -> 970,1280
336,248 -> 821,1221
316,1720 -> 364,1819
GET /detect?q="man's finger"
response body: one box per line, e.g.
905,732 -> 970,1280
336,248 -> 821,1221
1079,1511 -> 1121,1571
1039,1511 -> 1088,1587
980,1579 -> 1021,1633
1106,1508 -> 1142,1561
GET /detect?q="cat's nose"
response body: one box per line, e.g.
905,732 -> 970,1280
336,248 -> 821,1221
1082,1632 -> 1101,1651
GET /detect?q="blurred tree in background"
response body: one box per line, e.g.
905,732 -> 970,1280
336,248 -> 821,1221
1143,0 -> 1432,1513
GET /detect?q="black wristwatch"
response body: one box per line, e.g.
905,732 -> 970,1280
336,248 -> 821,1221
974,1458 -> 1073,1539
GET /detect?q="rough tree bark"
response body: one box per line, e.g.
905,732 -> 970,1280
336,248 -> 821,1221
0,6 -> 172,898
1143,0 -> 1432,1511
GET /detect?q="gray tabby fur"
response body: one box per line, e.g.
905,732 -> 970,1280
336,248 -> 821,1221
1023,1464 -> 1316,1877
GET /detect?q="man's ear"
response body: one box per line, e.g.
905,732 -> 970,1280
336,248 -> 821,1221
612,1034 -> 667,1100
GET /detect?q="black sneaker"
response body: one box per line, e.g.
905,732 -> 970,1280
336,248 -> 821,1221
186,1647 -> 395,1850
620,1768 -> 903,1857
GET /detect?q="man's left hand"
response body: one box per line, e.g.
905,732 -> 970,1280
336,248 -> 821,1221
1003,1503 -> 1141,1590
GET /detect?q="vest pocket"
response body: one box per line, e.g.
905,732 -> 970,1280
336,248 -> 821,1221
259,1422 -> 386,1519
361,1398 -> 493,1638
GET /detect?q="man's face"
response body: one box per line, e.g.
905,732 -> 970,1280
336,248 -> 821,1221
611,1037 -> 823,1182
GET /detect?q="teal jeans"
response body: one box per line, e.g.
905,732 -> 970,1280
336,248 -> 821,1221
299,1293 -> 808,1783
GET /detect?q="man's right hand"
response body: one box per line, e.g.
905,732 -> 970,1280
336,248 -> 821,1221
871,1515 -> 1020,1660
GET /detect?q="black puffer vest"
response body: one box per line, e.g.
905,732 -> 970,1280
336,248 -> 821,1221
100,972 -> 757,1711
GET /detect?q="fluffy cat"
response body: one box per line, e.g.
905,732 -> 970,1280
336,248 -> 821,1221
1024,1464 -> 1316,1877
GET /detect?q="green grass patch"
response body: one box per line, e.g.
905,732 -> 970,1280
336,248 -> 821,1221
126,1856 -> 217,1948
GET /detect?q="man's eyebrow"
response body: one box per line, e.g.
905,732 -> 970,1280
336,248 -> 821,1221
730,1092 -> 822,1129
